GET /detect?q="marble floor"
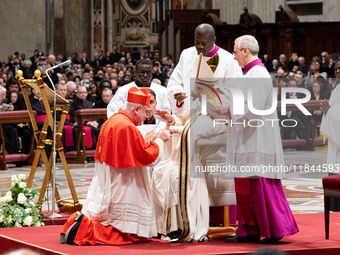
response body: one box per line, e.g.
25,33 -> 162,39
0,146 -> 330,215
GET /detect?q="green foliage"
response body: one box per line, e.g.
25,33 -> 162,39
0,174 -> 44,228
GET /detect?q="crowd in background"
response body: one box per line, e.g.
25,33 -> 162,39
0,46 -> 338,157
261,52 -> 339,140
0,46 -> 174,158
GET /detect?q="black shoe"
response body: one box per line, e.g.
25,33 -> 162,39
260,237 -> 283,244
168,229 -> 182,242
225,234 -> 261,243
152,233 -> 162,239
61,213 -> 84,244
15,162 -> 24,167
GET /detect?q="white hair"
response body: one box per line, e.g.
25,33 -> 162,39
66,81 -> 76,89
122,102 -> 145,111
102,88 -> 113,95
0,86 -> 6,92
235,35 -> 259,56
56,82 -> 67,89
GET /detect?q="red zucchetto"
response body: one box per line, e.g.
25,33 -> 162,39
127,87 -> 151,107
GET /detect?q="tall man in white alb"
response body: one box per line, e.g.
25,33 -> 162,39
167,23 -> 242,115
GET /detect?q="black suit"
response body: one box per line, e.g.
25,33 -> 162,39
90,59 -> 101,69
276,61 -> 286,72
70,96 -> 99,150
110,52 -> 122,64
10,64 -> 23,78
79,58 -> 90,68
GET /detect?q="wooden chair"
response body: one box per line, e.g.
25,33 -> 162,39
277,100 -> 322,150
64,108 -> 107,163
322,174 -> 340,239
0,110 -> 36,170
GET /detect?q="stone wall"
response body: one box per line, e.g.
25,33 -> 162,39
214,0 -> 340,24
64,0 -> 91,59
0,0 -> 46,61
213,0 -> 285,24
1,0 -> 340,62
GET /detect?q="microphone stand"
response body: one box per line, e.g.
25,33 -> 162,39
46,67 -> 62,219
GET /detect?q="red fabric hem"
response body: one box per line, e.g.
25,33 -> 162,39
61,213 -> 148,245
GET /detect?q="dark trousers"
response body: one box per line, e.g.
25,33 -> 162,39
3,124 -> 19,154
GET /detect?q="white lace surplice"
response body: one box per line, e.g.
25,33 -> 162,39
321,84 -> 340,167
227,65 -> 285,179
82,139 -> 164,238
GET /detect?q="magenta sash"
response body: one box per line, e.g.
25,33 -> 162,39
64,125 -> 74,147
83,126 -> 93,149
36,115 -> 47,122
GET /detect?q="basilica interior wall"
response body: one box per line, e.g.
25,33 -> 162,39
1,0 -> 340,62
0,0 -> 46,61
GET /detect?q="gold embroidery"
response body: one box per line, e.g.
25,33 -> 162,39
178,109 -> 200,241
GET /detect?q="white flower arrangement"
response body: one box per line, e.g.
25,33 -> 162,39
0,174 -> 44,228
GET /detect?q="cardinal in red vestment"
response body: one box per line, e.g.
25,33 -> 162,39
60,87 -> 171,245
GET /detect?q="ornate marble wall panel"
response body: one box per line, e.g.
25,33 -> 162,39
92,0 -> 104,53
110,0 -> 159,51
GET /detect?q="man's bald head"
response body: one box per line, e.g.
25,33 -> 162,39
194,23 -> 216,56
195,23 -> 215,39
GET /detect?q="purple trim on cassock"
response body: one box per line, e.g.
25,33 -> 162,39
244,58 -> 266,75
204,45 -> 220,57
236,177 -> 299,238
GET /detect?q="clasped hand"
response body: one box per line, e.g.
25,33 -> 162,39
174,92 -> 187,103
151,129 -> 171,143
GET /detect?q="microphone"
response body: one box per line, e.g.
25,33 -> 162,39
47,60 -> 72,71
44,60 -> 71,219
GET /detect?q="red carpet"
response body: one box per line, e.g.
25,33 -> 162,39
42,211 -> 70,226
1,213 -> 340,255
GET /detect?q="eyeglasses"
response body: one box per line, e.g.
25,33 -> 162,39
232,48 -> 244,56
139,106 -> 151,115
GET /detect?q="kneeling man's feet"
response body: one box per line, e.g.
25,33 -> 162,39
260,237 -> 283,244
61,213 -> 84,245
225,234 -> 260,243
168,229 -> 182,242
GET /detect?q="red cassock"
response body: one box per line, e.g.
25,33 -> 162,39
61,110 -> 161,245
60,213 -> 147,245
94,109 -> 159,168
